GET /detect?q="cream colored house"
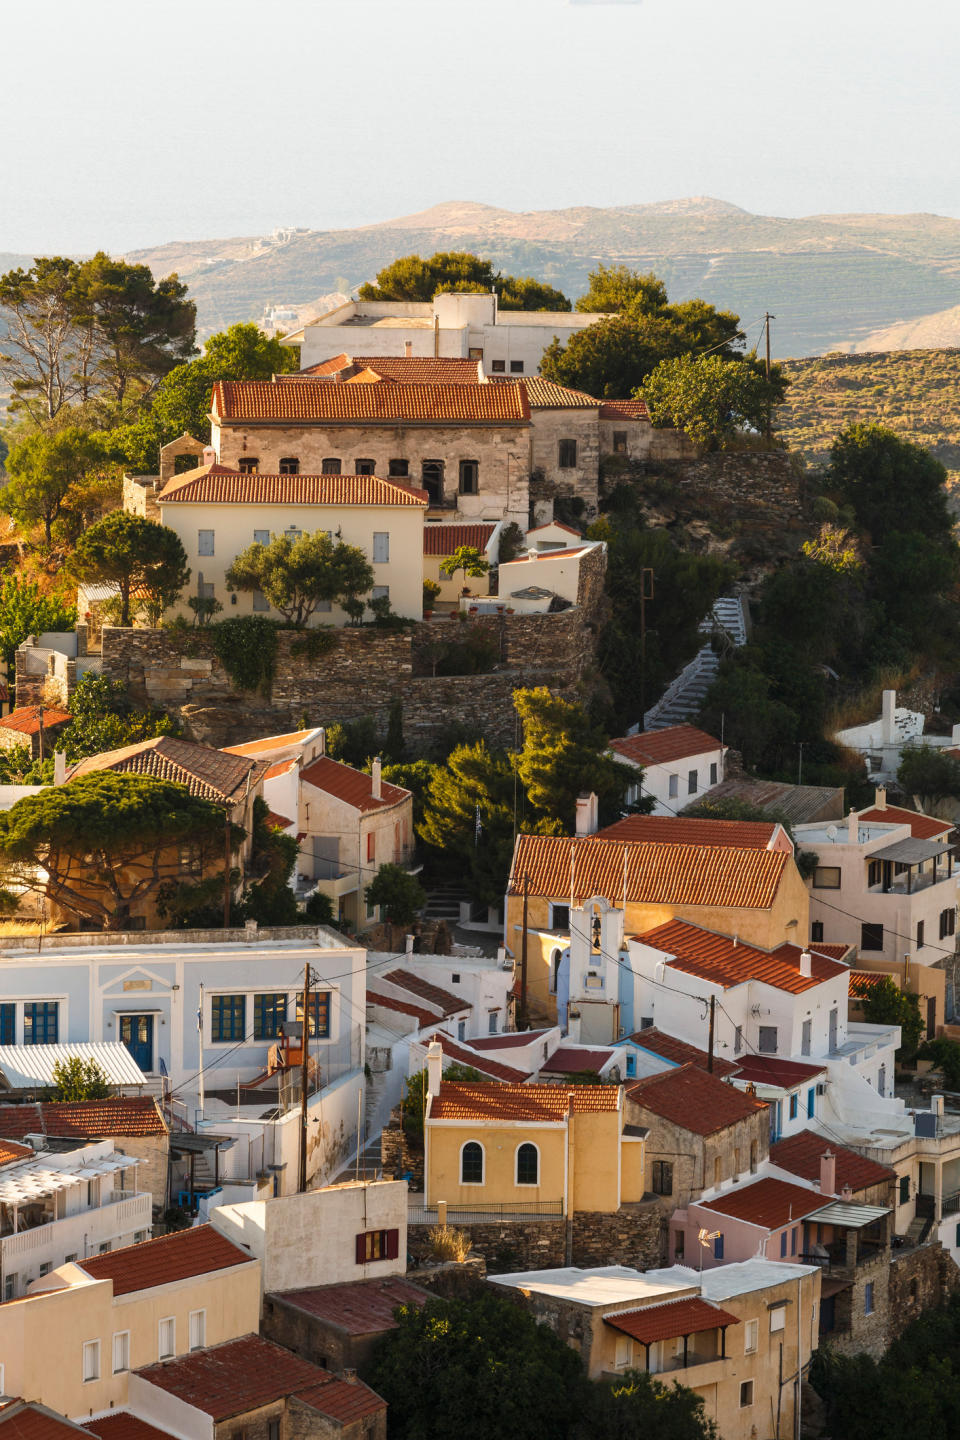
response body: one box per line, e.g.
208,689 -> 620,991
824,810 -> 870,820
0,1224 -> 260,1419
155,461 -> 428,623
497,540 -> 605,614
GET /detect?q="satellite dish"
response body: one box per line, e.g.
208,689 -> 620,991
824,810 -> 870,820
827,825 -> 838,839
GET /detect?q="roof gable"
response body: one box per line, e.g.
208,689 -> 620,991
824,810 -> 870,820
212,379 -> 530,424
700,1175 -> 824,1229
770,1130 -> 894,1192
65,735 -> 262,805
80,1224 -> 253,1295
134,1335 -> 331,1420
626,1028 -> 741,1077
609,725 -> 723,766
627,1063 -> 767,1135
300,755 -> 409,812
638,919 -> 846,994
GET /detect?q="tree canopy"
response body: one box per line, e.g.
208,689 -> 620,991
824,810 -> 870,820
418,740 -> 517,906
859,975 -> 925,1057
51,1057 -> 111,1101
226,530 -> 374,627
642,352 -> 784,450
829,423 -> 955,545
2,426 -> 106,546
365,862 -> 426,926
0,771 -> 235,929
358,251 -> 570,311
0,576 -> 76,678
513,686 -> 632,831
59,674 -> 177,763
70,512 -> 191,625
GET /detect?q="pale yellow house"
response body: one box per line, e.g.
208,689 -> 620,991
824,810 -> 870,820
155,462 -> 428,624
506,834 -> 811,1025
422,1043 -> 644,1213
1,1224 -> 259,1420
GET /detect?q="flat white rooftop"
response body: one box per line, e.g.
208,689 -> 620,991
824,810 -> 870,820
488,1265 -> 695,1308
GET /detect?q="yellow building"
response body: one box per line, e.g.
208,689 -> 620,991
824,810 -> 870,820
505,834 -> 811,1024
422,1042 -> 644,1214
0,1224 -> 260,1420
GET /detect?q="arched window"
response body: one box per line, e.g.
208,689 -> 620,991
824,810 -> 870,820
516,1143 -> 539,1186
460,1142 -> 484,1185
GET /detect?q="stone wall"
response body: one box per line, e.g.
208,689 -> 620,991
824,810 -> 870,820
569,1200 -> 664,1268
824,1242 -> 960,1360
380,1119 -> 424,1190
405,1201 -> 663,1273
407,1217 -> 566,1272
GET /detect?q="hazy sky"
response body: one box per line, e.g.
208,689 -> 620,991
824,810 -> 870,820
3,0 -> 958,254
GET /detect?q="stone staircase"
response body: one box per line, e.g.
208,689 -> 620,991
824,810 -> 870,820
643,593 -> 750,731
423,882 -> 469,924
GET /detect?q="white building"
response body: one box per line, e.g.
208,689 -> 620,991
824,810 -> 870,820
608,725 -> 727,816
832,687 -> 956,785
282,291 -> 610,378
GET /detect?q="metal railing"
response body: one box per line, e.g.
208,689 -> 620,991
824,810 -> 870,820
916,1191 -> 960,1220
409,1200 -> 564,1224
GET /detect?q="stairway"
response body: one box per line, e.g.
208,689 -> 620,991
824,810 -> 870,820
423,882 -> 469,924
643,593 -> 750,730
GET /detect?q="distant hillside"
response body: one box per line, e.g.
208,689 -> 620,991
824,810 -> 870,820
776,349 -> 960,502
125,198 -> 960,357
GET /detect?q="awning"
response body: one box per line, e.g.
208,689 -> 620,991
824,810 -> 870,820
169,1133 -> 236,1155
820,1277 -> 852,1298
606,1297 -> 740,1344
807,1201 -> 891,1229
871,838 -> 947,865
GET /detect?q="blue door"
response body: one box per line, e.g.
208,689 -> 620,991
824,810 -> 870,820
120,1014 -> 154,1072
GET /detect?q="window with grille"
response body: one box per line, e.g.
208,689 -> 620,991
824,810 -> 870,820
558,439 -> 577,468
254,993 -> 286,1040
459,460 -> 479,495
356,1229 -> 400,1263
23,1002 -> 58,1045
321,458 -> 342,474
461,1142 -> 484,1183
652,1161 -> 673,1195
296,991 -> 330,1038
82,1340 -> 100,1382
516,1143 -> 539,1185
211,995 -> 246,1043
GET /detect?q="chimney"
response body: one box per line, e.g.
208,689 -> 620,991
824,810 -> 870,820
404,340 -> 413,358
202,444 -> 216,467
567,1007 -> 581,1042
53,751 -> 67,785
405,933 -> 414,955
732,935 -> 739,948
820,1150 -> 836,1196
840,1183 -> 853,1202
371,756 -> 382,800
426,1040 -> 443,1098
340,1369 -> 357,1385
848,808 -> 860,844
744,1082 -> 756,1098
800,951 -> 812,977
575,791 -> 599,837
933,1093 -> 945,1119
881,688 -> 896,746
874,785 -> 887,812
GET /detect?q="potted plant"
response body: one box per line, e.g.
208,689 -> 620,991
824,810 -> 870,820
440,545 -> 491,599
422,578 -> 441,618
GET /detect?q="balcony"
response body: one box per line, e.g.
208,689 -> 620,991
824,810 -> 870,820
1,1190 -> 152,1267
916,1190 -> 960,1220
866,839 -> 957,897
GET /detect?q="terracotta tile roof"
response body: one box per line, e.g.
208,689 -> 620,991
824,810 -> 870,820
0,1098 -> 166,1141
65,735 -> 263,805
0,1138 -> 34,1165
423,522 -> 496,556
159,464 -> 428,507
301,755 -> 410,812
367,989 -> 436,1028
429,1080 -> 619,1122
468,1030 -> 552,1050
85,1418 -> 176,1440
700,1176 -> 824,1229
297,353 -> 354,376
134,1334 -> 328,1420
606,1297 -> 740,1344
420,1032 -> 528,1083
812,942 -> 854,960
627,1028 -> 741,1078
540,1046 -> 617,1075
272,1276 -> 430,1333
0,1404 -> 90,1440
80,1224 -> 253,1296
297,1378 -> 386,1423
858,805 -> 952,840
299,355 -> 483,385
732,1056 -> 826,1088
223,729 -> 316,756
639,919 -> 847,994
848,970 -> 889,997
212,379 -> 530,424
264,757 -> 299,780
595,815 -> 778,849
526,522 -> 584,537
509,835 -> 789,911
0,705 -> 71,737
770,1130 -> 894,1192
599,398 -> 650,421
609,725 -> 723,766
264,810 -> 294,831
627,1063 -> 767,1135
512,377 -> 598,409
701,776 -> 843,826
384,970 -> 466,1017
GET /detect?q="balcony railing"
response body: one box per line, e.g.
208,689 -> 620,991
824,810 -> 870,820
0,1191 -> 151,1260
916,1190 -> 960,1220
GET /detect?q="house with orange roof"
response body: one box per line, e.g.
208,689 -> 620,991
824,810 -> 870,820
607,724 -> 727,816
0,704 -> 72,762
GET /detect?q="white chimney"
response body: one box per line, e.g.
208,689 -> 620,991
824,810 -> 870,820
567,1007 -> 581,1042
371,756 -> 382,800
575,791 -> 599,837
404,340 -> 413,358
820,1150 -> 836,1196
800,951 -> 812,977
933,1093 -> 945,1119
848,809 -> 860,844
426,1040 -> 443,1098
202,445 -> 216,467
881,689 -> 897,746
53,751 -> 67,785
874,785 -> 887,812
405,933 -> 414,955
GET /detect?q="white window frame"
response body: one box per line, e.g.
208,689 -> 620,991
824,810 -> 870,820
159,1315 -> 176,1359
770,1305 -> 786,1333
189,1308 -> 206,1351
459,1140 -> 485,1186
515,1141 -> 540,1187
744,1318 -> 758,1354
82,1339 -> 101,1383
113,1330 -> 130,1374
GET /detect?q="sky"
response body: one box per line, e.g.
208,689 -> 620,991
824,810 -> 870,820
3,0 -> 958,255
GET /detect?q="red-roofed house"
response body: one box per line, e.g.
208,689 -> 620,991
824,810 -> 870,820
422,521 -> 500,605
0,1098 -> 168,1211
263,1274 -> 432,1375
770,1130 -> 895,1206
594,814 -> 792,853
0,704 -> 72,761
607,725 -> 727,816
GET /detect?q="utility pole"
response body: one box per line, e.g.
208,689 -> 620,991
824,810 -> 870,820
222,809 -> 232,929
638,568 -> 655,723
797,742 -> 805,787
519,873 -> 530,1031
707,994 -> 716,1074
37,703 -> 44,764
764,312 -> 775,443
299,962 -> 311,1193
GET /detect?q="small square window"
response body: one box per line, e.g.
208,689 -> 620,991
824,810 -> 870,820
758,1026 -> 778,1054
253,529 -> 270,546
740,1381 -> 754,1408
355,458 -> 376,474
491,360 -> 506,373
813,866 -> 841,889
278,457 -> 299,474
372,585 -> 390,601
549,903 -> 570,931
389,459 -> 409,478
509,360 -> 524,373
237,456 -> 259,473
612,431 -> 628,454
321,458 -> 342,474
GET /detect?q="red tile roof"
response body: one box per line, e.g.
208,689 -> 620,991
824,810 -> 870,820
627,1028 -> 741,1078
223,729 -> 317,756
627,1063 -> 767,1136
212,380 -> 530,424
367,989 -> 437,1028
732,1056 -> 826,1088
857,804 -> 952,840
301,755 -> 410,812
848,970 -> 888,997
273,1276 -> 430,1333
540,1047 -> 617,1075
297,1378 -> 386,1423
0,1098 -> 166,1140
638,919 -> 848,994
609,725 -> 723,766
430,1080 -> 619,1122
700,1176 -> 824,1229
0,1404 -> 91,1440
384,970 -> 466,1017
85,1418 -> 176,1440
264,757 -> 298,780
423,523 -> 497,556
134,1335 -> 329,1420
0,705 -> 71,737
770,1130 -> 894,1193
509,835 -> 789,911
0,1139 -> 34,1165
80,1224 -> 252,1296
301,355 -> 483,384
513,377 -> 599,409
264,810 -> 295,831
65,735 -> 263,805
468,1030 -> 552,1050
595,815 -> 779,850
599,398 -> 650,421
606,1297 -> 739,1344
421,1032 -> 528,1083
159,464 -> 428,507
